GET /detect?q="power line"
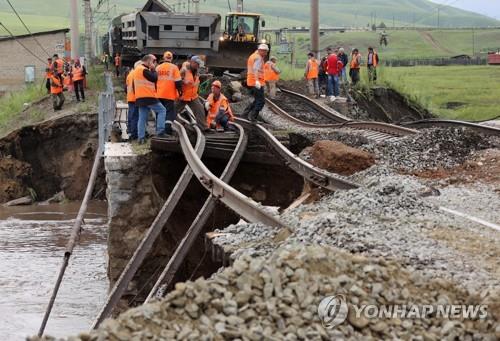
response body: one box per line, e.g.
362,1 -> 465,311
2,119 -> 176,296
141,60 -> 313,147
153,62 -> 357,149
0,22 -> 47,63
4,0 -> 51,57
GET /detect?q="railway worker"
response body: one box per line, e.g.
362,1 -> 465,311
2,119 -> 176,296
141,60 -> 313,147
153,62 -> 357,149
325,47 -> 342,102
114,53 -> 122,77
264,56 -> 280,99
45,57 -> 53,94
156,51 -> 182,135
71,59 -> 87,102
177,55 -> 207,130
243,43 -> 269,122
318,55 -> 328,97
349,48 -> 362,86
304,52 -> 319,98
337,47 -> 349,85
125,61 -> 142,141
205,80 -> 234,131
50,72 -> 65,111
367,47 -> 379,83
51,54 -> 64,75
134,54 -> 167,144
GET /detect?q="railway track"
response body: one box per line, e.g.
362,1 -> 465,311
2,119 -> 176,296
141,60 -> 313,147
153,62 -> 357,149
267,89 -> 417,142
403,119 -> 500,136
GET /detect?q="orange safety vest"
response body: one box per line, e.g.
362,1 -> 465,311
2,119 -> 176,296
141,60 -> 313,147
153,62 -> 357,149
50,75 -> 63,94
156,62 -> 181,100
306,58 -> 319,79
72,66 -> 84,81
126,69 -> 136,103
53,59 -> 64,74
115,56 -> 121,66
133,64 -> 157,99
206,93 -> 234,129
246,51 -> 264,87
368,52 -> 378,67
46,62 -> 53,78
264,61 -> 280,82
350,54 -> 361,69
181,68 -> 200,102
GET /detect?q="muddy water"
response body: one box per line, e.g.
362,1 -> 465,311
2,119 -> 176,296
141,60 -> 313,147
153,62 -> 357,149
0,202 -> 108,340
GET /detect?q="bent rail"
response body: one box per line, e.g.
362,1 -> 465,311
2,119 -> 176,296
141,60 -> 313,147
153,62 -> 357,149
237,118 -> 360,191
403,119 -> 500,136
91,130 -> 206,329
145,122 -> 248,302
173,120 -> 289,229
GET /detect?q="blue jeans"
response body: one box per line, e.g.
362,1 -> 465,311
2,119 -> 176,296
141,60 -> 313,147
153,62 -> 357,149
127,102 -> 139,139
340,68 -> 348,84
327,74 -> 340,97
160,99 -> 176,134
138,101 -> 166,140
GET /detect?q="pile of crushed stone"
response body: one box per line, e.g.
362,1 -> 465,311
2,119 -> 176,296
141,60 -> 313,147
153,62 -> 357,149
363,127 -> 492,172
62,245 -> 499,340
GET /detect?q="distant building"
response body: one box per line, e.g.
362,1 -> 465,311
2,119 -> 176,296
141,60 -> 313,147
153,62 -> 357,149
0,28 -> 69,92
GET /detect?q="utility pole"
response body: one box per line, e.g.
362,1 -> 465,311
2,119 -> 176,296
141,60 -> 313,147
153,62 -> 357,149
70,0 -> 79,60
83,0 -> 92,65
310,0 -> 319,58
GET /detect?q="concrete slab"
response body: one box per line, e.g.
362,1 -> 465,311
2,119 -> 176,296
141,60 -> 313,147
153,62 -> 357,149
105,142 -> 135,157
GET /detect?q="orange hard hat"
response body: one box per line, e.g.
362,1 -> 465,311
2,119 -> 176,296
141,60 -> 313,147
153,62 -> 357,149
163,51 -> 173,60
212,80 -> 222,88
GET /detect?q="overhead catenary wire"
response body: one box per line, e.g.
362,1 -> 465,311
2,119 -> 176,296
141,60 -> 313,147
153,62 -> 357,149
4,0 -> 51,57
0,22 -> 47,63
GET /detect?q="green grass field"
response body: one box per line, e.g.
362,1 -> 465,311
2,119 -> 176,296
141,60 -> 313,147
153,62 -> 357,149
380,65 -> 500,121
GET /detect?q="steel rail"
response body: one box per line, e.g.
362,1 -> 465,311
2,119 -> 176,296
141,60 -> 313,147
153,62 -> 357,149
145,122 -> 248,302
38,145 -> 102,337
173,120 -> 289,229
91,129 -> 206,329
266,95 -> 417,138
402,119 -> 500,136
237,118 -> 360,191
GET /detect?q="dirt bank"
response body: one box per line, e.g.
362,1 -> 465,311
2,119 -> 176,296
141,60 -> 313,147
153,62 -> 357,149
0,112 -> 105,203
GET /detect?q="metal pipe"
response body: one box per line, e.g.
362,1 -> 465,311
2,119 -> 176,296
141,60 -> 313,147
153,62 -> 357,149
310,0 -> 319,58
70,0 -> 79,60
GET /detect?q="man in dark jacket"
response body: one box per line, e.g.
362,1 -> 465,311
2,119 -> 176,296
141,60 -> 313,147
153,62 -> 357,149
337,47 -> 349,85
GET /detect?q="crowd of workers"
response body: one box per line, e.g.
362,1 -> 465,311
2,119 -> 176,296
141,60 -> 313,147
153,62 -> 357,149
46,54 -> 88,111
303,46 -> 379,101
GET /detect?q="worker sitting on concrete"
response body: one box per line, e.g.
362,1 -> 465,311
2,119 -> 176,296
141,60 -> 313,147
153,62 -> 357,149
304,52 -> 320,98
367,47 -> 379,83
50,72 -> 65,111
125,61 -> 141,141
205,80 -> 234,131
264,56 -> 280,99
243,43 -> 269,122
156,51 -> 182,135
134,54 -> 167,144
177,55 -> 207,130
349,48 -> 362,86
71,59 -> 87,102
45,57 -> 53,94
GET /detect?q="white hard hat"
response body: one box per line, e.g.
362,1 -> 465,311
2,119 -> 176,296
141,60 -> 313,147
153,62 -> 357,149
258,43 -> 269,51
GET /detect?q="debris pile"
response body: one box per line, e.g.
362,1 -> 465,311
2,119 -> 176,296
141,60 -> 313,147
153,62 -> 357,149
73,245 -> 499,340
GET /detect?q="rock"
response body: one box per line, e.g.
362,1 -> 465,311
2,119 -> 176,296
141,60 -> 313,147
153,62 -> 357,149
229,81 -> 243,93
370,321 -> 388,333
232,92 -> 243,102
309,140 -> 375,175
347,306 -> 370,329
3,195 -> 32,207
43,191 -> 66,204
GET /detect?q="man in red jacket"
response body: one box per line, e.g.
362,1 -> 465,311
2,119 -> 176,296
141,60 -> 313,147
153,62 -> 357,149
325,47 -> 343,102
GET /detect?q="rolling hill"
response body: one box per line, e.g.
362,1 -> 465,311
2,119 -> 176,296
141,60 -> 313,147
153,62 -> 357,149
0,0 -> 498,36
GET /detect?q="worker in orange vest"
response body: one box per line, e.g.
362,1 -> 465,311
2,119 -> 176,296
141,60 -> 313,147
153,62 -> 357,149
304,52 -> 320,98
156,51 -> 182,135
125,61 -> 141,141
45,57 -> 53,94
264,56 -> 280,99
177,55 -> 206,130
349,48 -> 362,85
71,59 -> 87,102
50,72 -> 65,111
51,54 -> 64,75
205,80 -> 234,131
114,53 -> 122,77
367,47 -> 379,83
243,43 -> 269,122
134,54 -> 167,144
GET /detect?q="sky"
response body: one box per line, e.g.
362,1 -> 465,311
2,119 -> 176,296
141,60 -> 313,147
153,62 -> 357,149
429,0 -> 500,19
